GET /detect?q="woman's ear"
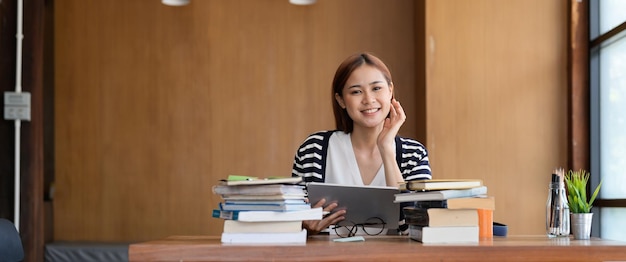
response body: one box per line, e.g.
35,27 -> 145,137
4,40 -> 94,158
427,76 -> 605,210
389,81 -> 395,99
334,93 -> 346,109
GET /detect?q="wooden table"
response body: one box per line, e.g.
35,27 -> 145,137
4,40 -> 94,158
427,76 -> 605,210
129,235 -> 626,261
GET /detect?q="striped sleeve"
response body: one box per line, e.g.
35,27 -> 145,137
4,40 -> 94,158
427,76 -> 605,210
291,131 -> 331,183
397,137 -> 432,181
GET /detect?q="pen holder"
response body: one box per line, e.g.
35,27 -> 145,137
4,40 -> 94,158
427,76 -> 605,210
546,178 -> 570,237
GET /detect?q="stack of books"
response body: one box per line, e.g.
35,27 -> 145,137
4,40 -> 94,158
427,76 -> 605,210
211,176 -> 322,244
394,179 -> 495,243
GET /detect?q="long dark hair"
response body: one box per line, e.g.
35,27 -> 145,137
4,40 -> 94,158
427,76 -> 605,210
331,53 -> 393,133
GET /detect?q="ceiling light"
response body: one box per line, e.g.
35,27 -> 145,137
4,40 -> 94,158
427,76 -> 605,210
289,0 -> 316,5
162,0 -> 190,6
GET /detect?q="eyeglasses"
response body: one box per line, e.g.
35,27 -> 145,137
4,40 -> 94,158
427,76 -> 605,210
332,217 -> 386,238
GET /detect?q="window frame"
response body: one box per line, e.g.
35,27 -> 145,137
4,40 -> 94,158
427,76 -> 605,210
583,0 -> 626,236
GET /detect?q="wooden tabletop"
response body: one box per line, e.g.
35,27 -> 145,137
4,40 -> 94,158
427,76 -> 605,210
129,235 -> 626,261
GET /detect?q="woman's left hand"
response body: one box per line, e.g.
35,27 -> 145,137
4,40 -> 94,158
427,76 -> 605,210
378,98 -> 406,151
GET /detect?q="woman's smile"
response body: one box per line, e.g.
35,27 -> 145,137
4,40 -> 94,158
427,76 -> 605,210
361,107 -> 381,115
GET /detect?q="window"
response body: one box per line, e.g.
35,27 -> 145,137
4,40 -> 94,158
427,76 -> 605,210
589,0 -> 626,241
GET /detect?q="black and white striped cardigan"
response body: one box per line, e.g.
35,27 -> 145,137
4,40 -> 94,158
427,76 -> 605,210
292,130 -> 432,183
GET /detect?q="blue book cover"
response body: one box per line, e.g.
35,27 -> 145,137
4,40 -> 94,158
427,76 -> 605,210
212,207 -> 323,222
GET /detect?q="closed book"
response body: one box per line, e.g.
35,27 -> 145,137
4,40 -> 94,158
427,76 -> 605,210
224,199 -> 307,205
409,225 -> 479,243
212,207 -> 323,222
403,207 -> 478,227
394,186 -> 488,202
222,220 -> 303,233
477,209 -> 494,238
221,194 -> 306,201
446,197 -> 495,210
219,176 -> 302,186
212,184 -> 305,196
412,197 -> 495,210
219,201 -> 311,211
221,229 -> 307,244
414,200 -> 448,209
399,179 -> 483,191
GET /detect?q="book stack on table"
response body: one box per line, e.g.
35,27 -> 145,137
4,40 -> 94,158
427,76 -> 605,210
211,176 -> 322,244
394,179 -> 495,243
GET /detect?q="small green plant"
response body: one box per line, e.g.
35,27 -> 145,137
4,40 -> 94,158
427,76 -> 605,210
564,169 -> 602,213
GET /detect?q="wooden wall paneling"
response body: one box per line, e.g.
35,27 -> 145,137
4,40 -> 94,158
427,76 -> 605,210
21,1 -> 46,259
53,0 -> 571,241
55,0 -> 103,241
0,0 -> 19,223
568,0 -> 589,172
0,0 -> 47,260
425,0 -> 568,235
43,0 -> 56,244
54,0 -> 417,241
297,0 -> 419,138
414,0 -> 427,143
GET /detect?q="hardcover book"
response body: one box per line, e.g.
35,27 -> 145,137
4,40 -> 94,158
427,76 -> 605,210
394,186 -> 488,202
219,201 -> 311,211
212,184 -> 305,196
409,225 -> 479,243
402,207 -> 478,227
222,220 -> 303,233
412,196 -> 495,210
219,176 -> 302,186
221,194 -> 306,201
399,179 -> 483,191
446,196 -> 495,210
212,207 -> 323,222
221,229 -> 307,244
477,209 -> 494,238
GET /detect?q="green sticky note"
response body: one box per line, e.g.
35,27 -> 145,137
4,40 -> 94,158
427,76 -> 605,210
227,175 -> 258,181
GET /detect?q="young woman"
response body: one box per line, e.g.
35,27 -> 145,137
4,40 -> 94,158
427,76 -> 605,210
292,52 -> 432,234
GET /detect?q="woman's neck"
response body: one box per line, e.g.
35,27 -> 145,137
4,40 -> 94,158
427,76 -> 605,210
350,125 -> 382,150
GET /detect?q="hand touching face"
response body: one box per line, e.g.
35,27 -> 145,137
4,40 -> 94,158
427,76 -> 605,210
378,98 -> 406,150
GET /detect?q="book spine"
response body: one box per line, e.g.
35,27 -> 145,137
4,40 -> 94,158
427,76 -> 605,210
220,229 -> 307,244
408,225 -> 424,242
220,203 -> 310,212
414,200 -> 447,209
446,186 -> 487,198
212,209 -> 239,220
478,209 -> 493,238
402,207 -> 430,226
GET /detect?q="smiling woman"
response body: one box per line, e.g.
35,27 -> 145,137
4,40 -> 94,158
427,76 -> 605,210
291,53 -> 432,235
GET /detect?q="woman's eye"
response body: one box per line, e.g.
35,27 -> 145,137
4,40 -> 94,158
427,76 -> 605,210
350,90 -> 362,95
372,86 -> 382,91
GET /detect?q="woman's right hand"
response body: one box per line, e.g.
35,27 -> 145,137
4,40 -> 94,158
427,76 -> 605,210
302,198 -> 346,235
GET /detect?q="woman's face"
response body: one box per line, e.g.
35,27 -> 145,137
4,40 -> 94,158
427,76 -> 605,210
335,65 -> 393,129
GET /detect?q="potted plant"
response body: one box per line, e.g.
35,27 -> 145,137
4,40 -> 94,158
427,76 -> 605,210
564,169 -> 602,240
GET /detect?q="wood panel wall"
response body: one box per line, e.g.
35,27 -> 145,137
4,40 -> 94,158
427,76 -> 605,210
0,1 -> 47,261
424,0 -> 568,235
54,0 -> 417,241
54,0 -> 566,241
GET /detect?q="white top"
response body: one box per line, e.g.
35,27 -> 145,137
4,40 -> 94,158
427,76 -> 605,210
325,132 -> 386,186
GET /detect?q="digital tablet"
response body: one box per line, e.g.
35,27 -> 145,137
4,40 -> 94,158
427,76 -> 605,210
306,182 -> 400,229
